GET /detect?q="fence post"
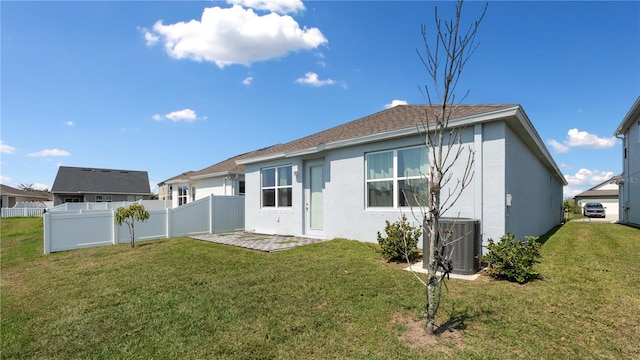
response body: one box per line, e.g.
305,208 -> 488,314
112,210 -> 117,245
166,207 -> 172,238
209,194 -> 214,234
43,212 -> 51,254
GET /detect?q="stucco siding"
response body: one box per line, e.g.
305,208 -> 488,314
504,124 -> 563,240
622,116 -> 640,225
244,159 -> 303,236
245,132 -> 482,245
480,121 -> 507,246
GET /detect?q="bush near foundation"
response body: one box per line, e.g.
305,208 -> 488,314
377,214 -> 421,262
480,233 -> 542,284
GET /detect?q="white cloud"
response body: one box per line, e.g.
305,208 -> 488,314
565,128 -> 617,149
143,5 -> 327,68
547,128 -> 618,153
564,168 -> 614,187
547,139 -> 569,153
1,175 -> 12,184
27,149 -> 71,157
243,76 -> 253,85
384,99 -> 408,109
563,168 -> 614,199
64,121 -> 74,126
32,183 -> 50,191
226,0 -> 305,14
295,72 -> 335,87
1,141 -> 16,154
153,108 -> 205,123
143,31 -> 159,46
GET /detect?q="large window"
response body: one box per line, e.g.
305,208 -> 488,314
261,165 -> 292,208
178,185 -> 188,206
366,146 -> 428,208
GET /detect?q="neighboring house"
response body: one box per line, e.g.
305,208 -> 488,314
237,104 -> 567,249
1,184 -> 52,208
51,166 -> 152,206
159,149 -> 274,208
574,175 -> 621,217
615,96 -> 640,226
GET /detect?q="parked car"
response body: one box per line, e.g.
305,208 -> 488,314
583,203 -> 606,218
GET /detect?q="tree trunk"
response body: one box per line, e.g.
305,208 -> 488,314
131,224 -> 135,248
426,173 -> 441,334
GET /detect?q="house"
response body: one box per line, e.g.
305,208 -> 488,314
159,148 -> 275,208
574,175 -> 620,217
237,104 -> 567,250
615,96 -> 640,226
1,184 -> 52,208
51,166 -> 152,205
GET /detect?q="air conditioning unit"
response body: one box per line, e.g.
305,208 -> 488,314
423,218 -> 481,275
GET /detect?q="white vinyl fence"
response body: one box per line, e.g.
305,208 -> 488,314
43,195 -> 244,254
1,201 -> 53,218
2,207 -> 46,218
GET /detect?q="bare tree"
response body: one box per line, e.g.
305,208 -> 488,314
404,0 -> 487,335
18,183 -> 36,192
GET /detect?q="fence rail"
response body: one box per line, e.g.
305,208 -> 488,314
43,195 -> 244,254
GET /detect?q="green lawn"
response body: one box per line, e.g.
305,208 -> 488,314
2,217 -> 639,359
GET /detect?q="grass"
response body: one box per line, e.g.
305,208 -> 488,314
2,218 -> 640,359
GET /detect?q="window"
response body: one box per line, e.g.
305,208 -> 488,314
366,146 -> 428,208
96,195 -> 112,202
239,181 -> 245,195
261,165 -> 292,207
178,185 -> 188,206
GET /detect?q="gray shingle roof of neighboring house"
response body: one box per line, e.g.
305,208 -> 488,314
161,145 -> 279,184
574,189 -> 618,198
0,184 -> 53,201
52,166 -> 151,194
574,175 -> 621,199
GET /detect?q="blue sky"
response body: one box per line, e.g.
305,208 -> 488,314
1,0 -> 638,198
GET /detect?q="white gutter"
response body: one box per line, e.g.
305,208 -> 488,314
615,96 -> 640,136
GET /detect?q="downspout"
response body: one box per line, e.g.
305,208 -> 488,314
473,123 -> 484,252
616,133 -> 628,223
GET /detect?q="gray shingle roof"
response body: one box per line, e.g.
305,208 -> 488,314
575,189 -> 618,198
162,145 -> 280,183
0,184 -> 53,200
52,166 -> 151,194
240,104 -> 517,161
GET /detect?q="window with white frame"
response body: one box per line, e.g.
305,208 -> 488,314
261,165 -> 292,208
95,195 -> 103,202
178,185 -> 188,206
366,146 -> 428,208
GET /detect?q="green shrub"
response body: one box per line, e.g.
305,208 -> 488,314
376,214 -> 422,262
479,233 -> 542,284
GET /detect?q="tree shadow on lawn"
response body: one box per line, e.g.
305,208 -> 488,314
394,300 -> 480,353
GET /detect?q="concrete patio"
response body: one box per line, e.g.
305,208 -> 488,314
190,232 -> 331,252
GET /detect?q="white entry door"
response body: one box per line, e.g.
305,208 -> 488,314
305,161 -> 324,237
